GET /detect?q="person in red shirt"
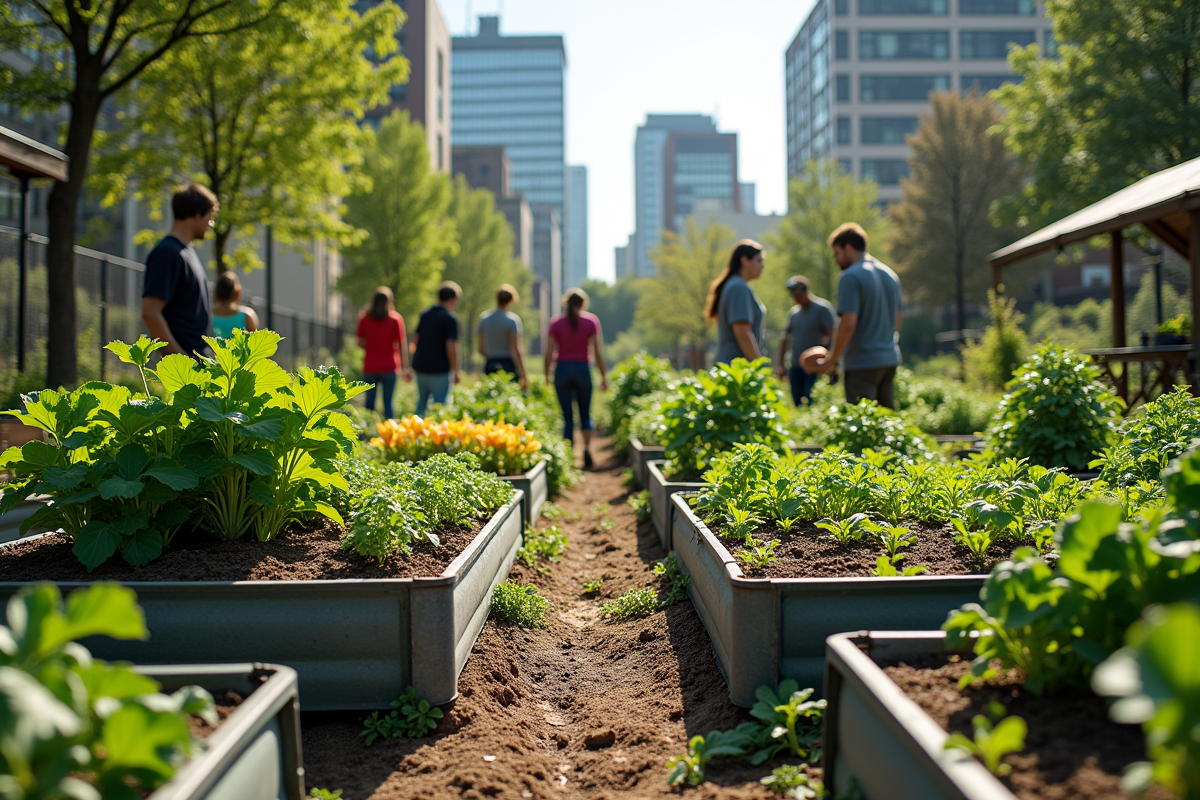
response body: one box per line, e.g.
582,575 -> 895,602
544,288 -> 608,469
356,286 -> 408,419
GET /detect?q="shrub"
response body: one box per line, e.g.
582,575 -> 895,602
490,581 -> 548,627
983,342 -> 1121,471
661,358 -> 789,480
962,292 -> 1030,392
906,378 -> 997,436
606,354 -> 674,454
371,415 -> 542,476
621,390 -> 671,450
821,400 -> 934,460
1094,387 -> 1200,486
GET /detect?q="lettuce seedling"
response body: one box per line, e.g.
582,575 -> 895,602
666,725 -> 756,786
748,681 -> 826,764
944,702 -> 1026,776
873,553 -> 928,577
815,513 -> 871,544
737,539 -> 780,572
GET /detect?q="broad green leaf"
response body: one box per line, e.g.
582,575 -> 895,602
249,359 -> 290,394
0,665 -> 83,740
54,584 -> 147,647
242,329 -> 283,366
40,464 -> 89,490
237,417 -> 284,441
55,490 -> 100,508
72,522 -> 122,572
98,477 -> 145,500
108,513 -> 149,539
144,467 -> 199,491
153,354 -> 202,394
313,502 -> 344,526
121,529 -> 164,567
155,504 -> 190,529
77,663 -> 160,701
18,504 -> 59,536
229,451 -> 277,476
21,440 -> 62,469
99,703 -> 189,776
293,371 -> 342,418
114,445 -> 151,481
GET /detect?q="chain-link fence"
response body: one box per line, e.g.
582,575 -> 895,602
0,226 -> 348,385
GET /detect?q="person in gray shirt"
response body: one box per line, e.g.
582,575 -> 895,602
709,239 -> 767,366
776,275 -> 835,405
815,223 -> 903,408
477,284 -> 527,389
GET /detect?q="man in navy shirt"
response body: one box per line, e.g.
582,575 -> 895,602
142,184 -> 218,358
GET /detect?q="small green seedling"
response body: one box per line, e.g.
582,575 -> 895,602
518,524 -> 568,567
944,702 -> 1026,776
748,681 -> 826,764
359,687 -> 444,745
760,765 -> 822,798
815,513 -> 871,544
309,789 -> 343,800
627,490 -> 651,522
867,521 -> 917,558
601,587 -> 659,620
666,725 -> 756,786
722,503 -> 764,541
581,578 -> 603,596
737,539 -> 780,571
873,552 -> 928,577
951,518 -> 995,568
490,581 -> 548,628
653,554 -> 690,606
599,518 -> 616,532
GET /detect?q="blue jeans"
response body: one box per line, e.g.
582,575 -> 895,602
415,372 -> 452,417
788,366 -> 819,406
484,357 -> 518,378
362,372 -> 398,419
554,362 -> 594,441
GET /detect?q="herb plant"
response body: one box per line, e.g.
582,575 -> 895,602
761,765 -> 822,798
983,342 -> 1121,471
490,581 -> 548,628
518,524 -> 568,567
661,358 -> 789,480
748,681 -> 826,765
666,726 -> 758,786
0,583 -> 216,798
943,702 -> 1027,776
601,588 -> 659,620
1094,386 -> 1200,487
359,686 -> 443,745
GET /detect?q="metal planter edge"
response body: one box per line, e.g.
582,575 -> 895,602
629,438 -> 665,489
647,460 -> 705,552
499,459 -> 549,525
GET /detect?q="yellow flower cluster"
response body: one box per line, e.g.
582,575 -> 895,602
371,416 -> 542,476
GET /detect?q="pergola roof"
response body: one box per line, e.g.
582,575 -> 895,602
989,156 -> 1200,267
0,125 -> 68,182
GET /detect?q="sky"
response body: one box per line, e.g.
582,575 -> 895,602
435,0 -> 819,283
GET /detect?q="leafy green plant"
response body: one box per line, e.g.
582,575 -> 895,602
607,354 -> 674,454
581,578 -> 603,596
1157,314 -> 1192,337
653,554 -> 691,606
873,552 -> 928,577
627,490 -> 651,522
943,702 -> 1027,776
661,358 -> 789,480
601,588 -> 659,620
815,513 -> 872,544
1093,602 -> 1200,798
962,291 -> 1030,393
309,790 -> 343,800
518,524 -> 568,567
737,539 -> 780,572
761,765 -> 823,798
0,583 -> 216,799
1094,387 -> 1200,487
340,453 -> 514,564
983,341 -> 1121,471
905,378 -> 996,436
490,581 -> 548,628
950,519 -> 996,569
666,726 -> 757,786
868,521 -> 917,558
748,680 -> 826,765
359,686 -> 443,745
820,399 -> 934,460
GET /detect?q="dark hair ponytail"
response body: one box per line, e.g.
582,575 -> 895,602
705,239 -> 763,321
215,271 -> 240,302
563,288 -> 588,331
368,286 -> 394,320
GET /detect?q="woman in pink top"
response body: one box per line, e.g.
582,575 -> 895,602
544,288 -> 608,469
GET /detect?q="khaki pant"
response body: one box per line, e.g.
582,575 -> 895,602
844,366 -> 897,409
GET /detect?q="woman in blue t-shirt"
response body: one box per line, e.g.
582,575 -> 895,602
212,271 -> 260,338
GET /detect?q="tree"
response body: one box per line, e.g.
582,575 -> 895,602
440,176 -> 531,369
766,159 -> 888,303
888,91 -> 1026,333
90,0 -> 408,272
634,218 -> 736,368
581,276 -> 640,344
0,0 -> 281,388
337,111 -> 456,322
998,0 -> 1200,228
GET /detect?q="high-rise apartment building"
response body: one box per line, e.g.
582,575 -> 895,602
359,0 -> 451,173
452,16 -> 566,304
565,165 -> 588,287
632,114 -> 741,277
785,0 -> 1051,204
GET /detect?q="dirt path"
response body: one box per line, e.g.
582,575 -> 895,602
302,440 -> 791,799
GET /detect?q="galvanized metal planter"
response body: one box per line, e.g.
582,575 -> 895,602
629,437 -> 665,489
670,494 -> 985,706
0,497 -> 49,544
499,459 -> 548,525
0,494 -> 525,711
647,460 -> 705,551
147,663 -> 305,800
823,631 -> 1015,800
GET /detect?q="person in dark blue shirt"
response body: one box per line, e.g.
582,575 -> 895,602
141,184 -> 218,358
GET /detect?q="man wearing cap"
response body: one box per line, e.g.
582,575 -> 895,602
776,276 -> 836,406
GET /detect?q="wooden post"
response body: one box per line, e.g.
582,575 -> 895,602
991,263 -> 1002,293
1111,230 -> 1126,348
1189,209 -> 1200,389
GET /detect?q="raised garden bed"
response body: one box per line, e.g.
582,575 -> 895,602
0,496 -> 48,543
670,495 -> 985,706
822,631 -> 1171,800
0,494 -> 524,711
498,458 -> 548,525
148,663 -> 304,800
647,459 -> 704,551
629,436 -> 665,489
0,417 -> 43,450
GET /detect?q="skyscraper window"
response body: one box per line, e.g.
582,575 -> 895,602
858,0 -> 948,14
859,30 -> 950,59
960,30 -> 1036,58
859,74 -> 951,101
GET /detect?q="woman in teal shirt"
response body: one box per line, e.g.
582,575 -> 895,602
212,271 -> 260,338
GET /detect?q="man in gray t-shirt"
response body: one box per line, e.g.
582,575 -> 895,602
776,275 -> 835,405
477,284 -> 527,389
815,223 -> 903,408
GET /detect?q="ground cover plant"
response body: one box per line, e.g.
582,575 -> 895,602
490,581 -> 549,628
0,582 -> 216,798
431,373 -> 576,496
983,341 -> 1121,471
600,555 -> 691,620
339,452 -> 514,564
938,445 -> 1200,794
605,353 -> 674,455
360,686 -> 444,745
661,358 -> 789,480
371,415 -> 542,476
517,524 -> 568,568
690,443 -> 1141,578
0,332 -> 365,570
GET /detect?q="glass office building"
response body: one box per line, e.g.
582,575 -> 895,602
785,0 -> 1051,204
452,16 -> 566,296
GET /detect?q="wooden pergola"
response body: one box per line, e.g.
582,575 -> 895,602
1,125 -> 69,373
988,157 -> 1200,405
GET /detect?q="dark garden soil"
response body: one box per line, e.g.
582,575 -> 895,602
0,518 -> 484,581
301,439 -> 806,800
188,689 -> 247,740
710,518 -> 1013,579
883,654 -> 1175,800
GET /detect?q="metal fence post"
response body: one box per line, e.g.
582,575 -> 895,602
99,256 -> 108,382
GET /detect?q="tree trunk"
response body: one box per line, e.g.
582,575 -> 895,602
45,82 -> 104,389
